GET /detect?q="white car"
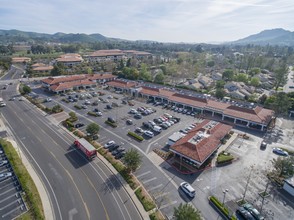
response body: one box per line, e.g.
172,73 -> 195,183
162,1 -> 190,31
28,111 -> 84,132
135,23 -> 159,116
0,102 -> 6,107
0,172 -> 13,179
144,131 -> 154,138
104,141 -> 115,149
0,160 -> 8,167
180,182 -> 195,198
96,111 -> 102,116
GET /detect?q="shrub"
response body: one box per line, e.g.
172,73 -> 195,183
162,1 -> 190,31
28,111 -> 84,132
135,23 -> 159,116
209,196 -> 237,220
73,130 -> 85,138
127,132 -> 144,141
62,98 -> 69,103
66,120 -> 74,128
135,187 -> 156,211
105,120 -> 117,127
217,152 -> 234,164
74,105 -> 82,110
87,111 -> 98,117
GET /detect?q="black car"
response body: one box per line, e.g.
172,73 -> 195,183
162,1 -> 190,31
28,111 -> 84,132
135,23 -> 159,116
108,144 -> 120,152
126,119 -> 133,125
108,117 -> 116,123
115,151 -> 126,159
75,123 -> 85,128
236,207 -> 255,220
134,114 -> 142,119
93,108 -> 99,112
106,104 -> 112,109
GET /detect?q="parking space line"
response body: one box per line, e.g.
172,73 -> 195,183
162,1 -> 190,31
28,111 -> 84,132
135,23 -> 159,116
2,204 -> 25,217
159,200 -> 177,210
0,193 -> 20,203
136,171 -> 151,178
0,187 -> 16,196
154,192 -> 169,199
0,181 -> 18,190
0,198 -> 22,211
142,177 -> 157,184
148,184 -> 163,191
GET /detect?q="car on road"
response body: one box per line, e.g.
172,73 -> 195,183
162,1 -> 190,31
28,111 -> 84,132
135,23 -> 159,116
0,172 -> 13,180
243,203 -> 264,220
273,147 -> 289,156
144,130 -> 154,138
75,123 -> 85,128
236,207 -> 255,220
180,182 -> 195,198
0,102 -> 6,107
104,141 -> 115,149
0,160 -> 8,167
9,97 -> 16,101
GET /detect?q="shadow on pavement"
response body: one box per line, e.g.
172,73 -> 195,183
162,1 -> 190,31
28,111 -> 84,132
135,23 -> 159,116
64,145 -> 90,169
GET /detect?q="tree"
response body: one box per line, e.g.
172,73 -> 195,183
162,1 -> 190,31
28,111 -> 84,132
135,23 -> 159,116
222,69 -> 234,81
86,123 -> 100,136
126,58 -> 131,67
52,104 -> 62,113
235,73 -> 248,83
122,149 -> 142,173
207,60 -> 215,67
22,85 -> 31,94
270,92 -> 290,115
274,62 -> 288,90
216,80 -> 225,89
139,63 -> 152,81
215,88 -> 226,99
173,203 -> 201,220
271,156 -> 294,177
250,77 -> 260,87
51,63 -> 65,76
154,72 -> 165,83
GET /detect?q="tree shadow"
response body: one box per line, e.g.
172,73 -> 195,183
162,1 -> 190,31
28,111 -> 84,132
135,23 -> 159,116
100,173 -> 123,195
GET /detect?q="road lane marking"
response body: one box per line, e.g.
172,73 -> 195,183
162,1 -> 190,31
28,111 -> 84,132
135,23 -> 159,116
50,151 -> 90,219
142,177 -> 157,184
136,171 -> 151,178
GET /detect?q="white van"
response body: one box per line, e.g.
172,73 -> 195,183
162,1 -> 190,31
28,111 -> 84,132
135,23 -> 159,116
153,125 -> 162,133
180,182 -> 195,198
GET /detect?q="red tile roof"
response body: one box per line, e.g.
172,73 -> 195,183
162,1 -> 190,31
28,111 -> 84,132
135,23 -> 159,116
12,57 -> 31,63
169,93 -> 208,107
42,75 -> 87,85
50,79 -> 95,91
106,80 -> 136,89
33,65 -> 53,71
88,73 -> 116,80
56,53 -> 83,62
170,120 -> 232,164
139,86 -> 175,98
89,50 -> 125,57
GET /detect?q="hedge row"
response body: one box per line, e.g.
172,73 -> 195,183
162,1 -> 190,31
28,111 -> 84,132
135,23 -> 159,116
209,196 -> 237,220
0,139 -> 44,219
127,132 -> 144,141
105,120 -> 118,127
87,111 -> 98,117
135,187 -> 156,211
74,105 -> 82,110
62,98 -> 69,103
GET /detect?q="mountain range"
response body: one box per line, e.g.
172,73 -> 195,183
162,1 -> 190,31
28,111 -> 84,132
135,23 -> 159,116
0,28 -> 294,46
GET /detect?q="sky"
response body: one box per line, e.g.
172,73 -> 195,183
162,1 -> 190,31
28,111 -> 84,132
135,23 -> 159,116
0,0 -> 293,43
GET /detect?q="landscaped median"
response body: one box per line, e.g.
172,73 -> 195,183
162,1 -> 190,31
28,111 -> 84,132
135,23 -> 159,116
104,120 -> 118,127
208,196 -> 237,220
216,151 -> 235,166
127,131 -> 144,142
0,139 -> 44,220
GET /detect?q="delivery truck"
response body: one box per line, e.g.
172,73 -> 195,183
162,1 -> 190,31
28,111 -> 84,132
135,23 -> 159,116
74,138 -> 96,160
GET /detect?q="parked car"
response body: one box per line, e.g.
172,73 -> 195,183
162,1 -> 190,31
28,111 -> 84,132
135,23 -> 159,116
135,127 -> 144,133
104,141 -> 115,149
9,97 -> 16,101
243,203 -> 264,220
129,109 -> 138,114
260,141 -> 267,149
108,144 -> 120,152
134,114 -> 142,119
75,123 -> 84,128
0,160 -> 8,167
108,117 -> 116,123
180,182 -> 195,198
144,131 -> 154,138
96,111 -> 102,116
106,104 -> 112,109
81,105 -> 88,109
0,172 -> 13,180
126,119 -> 133,125
84,100 -> 91,105
115,151 -> 126,159
236,207 -> 255,220
273,147 -> 289,156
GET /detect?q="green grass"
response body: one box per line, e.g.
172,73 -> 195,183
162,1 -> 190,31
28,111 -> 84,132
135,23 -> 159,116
0,139 -> 44,220
127,132 -> 144,141
104,120 -> 118,127
149,211 -> 165,220
135,187 -> 156,212
209,196 -> 237,220
217,152 -> 234,164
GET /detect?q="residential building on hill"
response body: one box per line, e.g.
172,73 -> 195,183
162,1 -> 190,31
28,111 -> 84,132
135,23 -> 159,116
56,53 -> 83,67
31,63 -> 53,74
11,57 -> 31,63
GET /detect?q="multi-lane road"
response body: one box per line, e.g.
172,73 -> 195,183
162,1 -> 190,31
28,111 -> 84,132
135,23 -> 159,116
0,82 -> 142,219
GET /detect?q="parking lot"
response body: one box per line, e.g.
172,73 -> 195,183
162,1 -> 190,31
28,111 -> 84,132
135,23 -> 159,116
27,82 -> 294,219
0,147 -> 27,220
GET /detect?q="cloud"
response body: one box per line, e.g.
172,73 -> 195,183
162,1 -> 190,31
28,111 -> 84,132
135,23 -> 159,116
0,0 -> 293,43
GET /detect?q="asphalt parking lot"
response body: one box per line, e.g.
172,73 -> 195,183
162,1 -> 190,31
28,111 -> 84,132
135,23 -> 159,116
28,83 -> 294,220
0,148 -> 27,220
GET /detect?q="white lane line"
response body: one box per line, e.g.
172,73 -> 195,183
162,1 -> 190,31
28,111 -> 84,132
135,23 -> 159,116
142,177 -> 157,184
159,200 -> 177,210
136,171 -> 151,178
148,184 -> 163,192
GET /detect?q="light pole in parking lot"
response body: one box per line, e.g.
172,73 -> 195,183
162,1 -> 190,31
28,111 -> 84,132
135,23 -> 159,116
222,189 -> 229,205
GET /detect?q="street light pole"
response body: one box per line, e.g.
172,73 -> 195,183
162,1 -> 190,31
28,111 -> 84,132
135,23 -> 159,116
222,189 -> 229,205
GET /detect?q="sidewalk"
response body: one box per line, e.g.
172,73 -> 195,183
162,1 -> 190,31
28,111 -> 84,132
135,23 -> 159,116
0,117 -> 54,220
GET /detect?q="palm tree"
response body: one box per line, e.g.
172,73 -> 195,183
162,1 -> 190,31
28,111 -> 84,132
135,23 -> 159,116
174,203 -> 201,220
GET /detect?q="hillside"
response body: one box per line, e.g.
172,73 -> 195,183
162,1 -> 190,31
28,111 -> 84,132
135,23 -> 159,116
231,28 -> 294,46
0,29 -> 108,43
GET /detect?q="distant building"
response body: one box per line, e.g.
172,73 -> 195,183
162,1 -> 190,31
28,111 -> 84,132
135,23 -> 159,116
31,63 -> 53,74
11,57 -> 31,63
56,53 -> 83,67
